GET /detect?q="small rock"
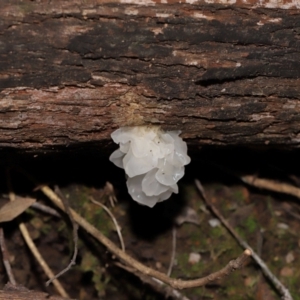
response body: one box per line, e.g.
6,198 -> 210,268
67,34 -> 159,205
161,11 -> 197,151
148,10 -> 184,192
188,252 -> 201,264
277,223 -> 289,230
208,218 -> 221,228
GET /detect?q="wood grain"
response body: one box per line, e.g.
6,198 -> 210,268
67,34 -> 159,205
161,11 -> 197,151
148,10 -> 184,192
1,1 -> 300,150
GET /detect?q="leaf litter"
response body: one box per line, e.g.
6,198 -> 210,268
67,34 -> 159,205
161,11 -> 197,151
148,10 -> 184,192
0,155 -> 300,299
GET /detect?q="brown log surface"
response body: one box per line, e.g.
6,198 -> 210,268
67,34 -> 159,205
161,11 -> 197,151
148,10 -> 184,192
0,291 -> 70,300
0,284 -> 72,300
1,0 -> 300,150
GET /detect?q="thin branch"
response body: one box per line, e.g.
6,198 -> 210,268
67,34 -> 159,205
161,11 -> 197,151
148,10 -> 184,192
115,262 -> 191,300
104,182 -> 118,207
151,277 -> 190,300
31,202 -> 61,218
282,206 -> 300,221
195,179 -> 293,300
0,227 -> 16,285
46,186 -> 79,286
89,196 -> 125,252
18,223 -> 69,298
241,176 -> 300,199
6,171 -> 69,298
167,227 -> 176,277
38,184 -> 250,289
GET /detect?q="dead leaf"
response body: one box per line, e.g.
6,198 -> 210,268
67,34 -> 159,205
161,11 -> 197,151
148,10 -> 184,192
0,197 -> 36,222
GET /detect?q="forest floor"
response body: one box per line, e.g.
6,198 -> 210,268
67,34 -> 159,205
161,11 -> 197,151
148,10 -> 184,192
0,147 -> 299,300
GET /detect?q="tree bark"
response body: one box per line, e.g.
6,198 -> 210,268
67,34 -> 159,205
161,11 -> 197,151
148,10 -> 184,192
0,283 -> 72,300
1,0 -> 300,150
0,290 -> 71,300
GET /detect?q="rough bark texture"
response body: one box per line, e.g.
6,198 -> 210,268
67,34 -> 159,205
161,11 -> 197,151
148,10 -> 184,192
1,0 -> 300,150
0,290 -> 70,300
0,283 -> 71,300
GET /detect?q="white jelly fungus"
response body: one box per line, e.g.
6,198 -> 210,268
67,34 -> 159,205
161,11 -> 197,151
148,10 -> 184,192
109,126 -> 191,207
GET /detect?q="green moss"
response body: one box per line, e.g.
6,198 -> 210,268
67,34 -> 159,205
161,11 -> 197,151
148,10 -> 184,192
244,216 -> 258,233
235,227 -> 246,239
57,221 -> 67,233
18,2 -> 35,14
63,185 -> 113,236
191,260 -> 205,274
40,223 -> 52,235
266,196 -> 275,218
30,216 -> 52,235
81,251 -> 110,297
232,188 -> 247,204
175,252 -> 205,278
192,287 -> 214,298
210,226 -> 224,238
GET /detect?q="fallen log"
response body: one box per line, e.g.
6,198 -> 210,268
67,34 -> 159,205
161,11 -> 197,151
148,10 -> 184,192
1,0 -> 300,150
0,283 -> 72,300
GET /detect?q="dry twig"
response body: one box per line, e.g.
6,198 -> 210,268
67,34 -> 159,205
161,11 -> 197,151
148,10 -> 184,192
103,182 -> 118,207
31,202 -> 61,217
38,184 -> 250,289
195,179 -> 293,300
6,171 -> 69,298
0,227 -> 16,285
167,227 -> 176,277
240,175 -> 300,221
241,176 -> 300,199
115,262 -> 191,300
46,186 -> 79,286
89,196 -> 125,252
17,223 -> 70,298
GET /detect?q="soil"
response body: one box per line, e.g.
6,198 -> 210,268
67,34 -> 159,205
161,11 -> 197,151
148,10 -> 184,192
0,146 -> 299,300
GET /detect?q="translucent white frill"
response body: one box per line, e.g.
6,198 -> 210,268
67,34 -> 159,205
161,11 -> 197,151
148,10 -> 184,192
109,126 -> 190,207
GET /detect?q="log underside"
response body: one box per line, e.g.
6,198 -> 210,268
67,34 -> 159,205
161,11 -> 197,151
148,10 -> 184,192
0,283 -> 70,300
1,1 -> 300,151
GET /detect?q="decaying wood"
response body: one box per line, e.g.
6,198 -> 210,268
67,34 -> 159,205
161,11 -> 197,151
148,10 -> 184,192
1,0 -> 300,150
0,283 -> 72,300
0,291 -> 70,300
